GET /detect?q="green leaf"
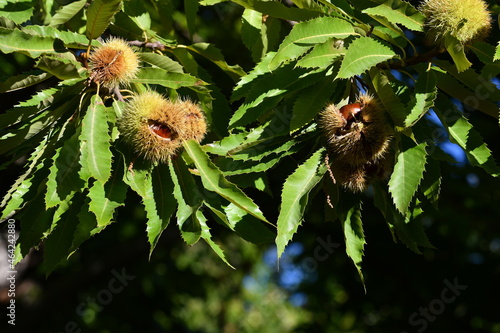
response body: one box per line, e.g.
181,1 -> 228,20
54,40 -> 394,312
241,8 -> 264,62
17,87 -> 58,107
224,203 -> 275,244
35,54 -> 85,80
370,68 -> 407,126
0,0 -> 33,24
132,67 -> 205,88
1,135 -> 51,218
17,194 -> 55,258
339,195 -> 365,290
197,210 -> 234,267
22,25 -> 93,48
290,77 -> 337,131
49,0 -> 87,27
276,148 -> 327,258
139,53 -> 184,73
337,37 -> 396,79
185,43 -> 246,81
79,95 -> 112,183
86,0 -> 122,40
269,16 -> 356,71
295,38 -> 345,69
42,193 -> 84,275
184,0 -> 198,39
420,158 -> 441,209
45,131 -> 84,208
88,155 -> 128,227
183,140 -> 270,224
0,27 -> 64,58
495,42 -> 500,61
404,70 -> 437,127
123,0 -> 151,31
432,66 -> 498,118
388,137 -> 427,215
169,159 -> 202,245
444,34 -> 471,73
362,0 -> 425,31
149,163 -> 177,253
230,0 -> 320,22
434,96 -> 500,177
0,71 -> 52,93
229,66 -> 323,128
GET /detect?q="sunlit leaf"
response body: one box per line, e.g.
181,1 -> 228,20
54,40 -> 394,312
132,68 -> 205,88
388,137 -> 427,215
183,140 -> 270,224
276,148 -> 327,258
86,0 -> 122,40
79,95 -> 113,183
404,70 -> 437,127
337,37 -> 396,79
269,16 -> 355,71
362,0 -> 425,31
434,96 -> 500,177
49,0 -> 87,27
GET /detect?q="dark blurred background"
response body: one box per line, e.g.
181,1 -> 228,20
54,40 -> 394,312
1,1 -> 500,332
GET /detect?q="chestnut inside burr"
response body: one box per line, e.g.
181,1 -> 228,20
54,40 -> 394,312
148,120 -> 177,140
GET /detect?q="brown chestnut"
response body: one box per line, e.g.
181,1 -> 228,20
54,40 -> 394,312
339,103 -> 362,122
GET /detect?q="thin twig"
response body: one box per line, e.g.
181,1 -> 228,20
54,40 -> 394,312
127,40 -> 166,51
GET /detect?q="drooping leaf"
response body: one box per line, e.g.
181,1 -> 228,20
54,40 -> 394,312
1,135 -> 51,218
433,60 -> 500,104
139,53 -> 184,73
149,163 -> 177,253
494,42 -> 500,61
0,27 -> 64,57
370,67 -> 407,126
224,203 -> 275,244
420,157 -> 441,209
42,193 -> 84,275
0,71 -> 52,93
88,155 -> 128,228
276,148 -> 327,258
388,137 -> 427,215
290,77 -> 337,131
338,194 -> 365,290
432,66 -> 498,118
169,158 -> 202,245
86,0 -> 122,40
79,95 -> 113,183
362,0 -> 425,31
198,210 -> 234,268
444,34 -> 471,73
404,70 -> 437,127
22,25 -> 93,48
184,0 -> 199,39
132,68 -> 205,88
18,87 -> 59,107
269,16 -> 356,71
183,140 -> 270,224
337,37 -> 396,79
434,96 -> 500,177
241,8 -> 264,62
17,194 -> 55,258
35,54 -> 85,80
45,131 -> 84,208
49,0 -> 87,27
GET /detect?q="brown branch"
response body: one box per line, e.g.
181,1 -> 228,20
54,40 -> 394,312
380,46 -> 445,70
127,40 -> 167,51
